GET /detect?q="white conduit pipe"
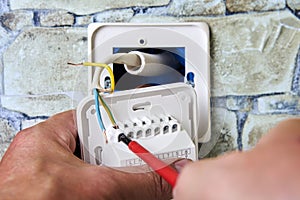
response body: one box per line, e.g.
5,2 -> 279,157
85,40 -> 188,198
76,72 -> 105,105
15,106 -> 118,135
124,51 -> 180,77
92,51 -> 180,89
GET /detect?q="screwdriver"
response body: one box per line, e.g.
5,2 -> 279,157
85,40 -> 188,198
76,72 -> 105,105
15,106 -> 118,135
118,133 -> 179,188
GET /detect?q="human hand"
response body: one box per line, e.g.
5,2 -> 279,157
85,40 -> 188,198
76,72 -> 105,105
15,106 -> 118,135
173,118 -> 300,200
0,110 -> 182,200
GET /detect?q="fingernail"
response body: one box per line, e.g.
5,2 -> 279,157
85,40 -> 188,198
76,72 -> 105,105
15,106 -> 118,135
174,159 -> 191,173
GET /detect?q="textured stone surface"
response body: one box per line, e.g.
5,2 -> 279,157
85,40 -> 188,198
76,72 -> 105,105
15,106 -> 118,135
226,96 -> 253,112
130,15 -> 179,23
0,63 -> 3,93
0,26 -> 15,55
199,108 -> 237,158
0,118 -> 17,160
185,11 -> 300,96
10,0 -> 170,15
287,0 -> 300,11
0,143 -> 10,160
257,94 -> 300,114
94,9 -> 134,22
0,118 -> 16,143
75,15 -> 93,26
167,0 -> 225,16
40,10 -> 74,27
22,118 -> 45,129
227,0 -> 285,12
3,27 -> 88,96
0,0 -> 9,15
292,48 -> 300,95
242,114 -> 299,150
1,94 -> 74,116
0,10 -> 33,31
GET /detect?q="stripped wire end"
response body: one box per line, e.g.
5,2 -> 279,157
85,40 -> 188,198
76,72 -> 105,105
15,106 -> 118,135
97,88 -> 113,93
113,125 -> 119,129
103,130 -> 108,144
67,62 -> 84,66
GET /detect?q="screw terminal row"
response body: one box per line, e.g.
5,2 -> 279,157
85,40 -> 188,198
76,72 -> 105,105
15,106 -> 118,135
117,115 -> 181,139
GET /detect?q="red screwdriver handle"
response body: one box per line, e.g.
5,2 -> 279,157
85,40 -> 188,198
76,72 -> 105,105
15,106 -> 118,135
128,141 -> 179,188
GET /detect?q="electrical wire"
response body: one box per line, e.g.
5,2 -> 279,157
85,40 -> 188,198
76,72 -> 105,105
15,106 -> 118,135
98,94 -> 117,126
93,88 -> 109,143
93,88 -> 106,131
80,62 -> 117,126
68,60 -> 124,141
68,62 -> 115,93
83,62 -> 115,93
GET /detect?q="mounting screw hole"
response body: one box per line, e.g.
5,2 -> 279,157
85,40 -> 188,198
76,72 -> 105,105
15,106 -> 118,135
138,38 -> 146,46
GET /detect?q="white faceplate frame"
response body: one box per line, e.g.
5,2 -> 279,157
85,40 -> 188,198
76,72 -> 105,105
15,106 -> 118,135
87,23 -> 211,142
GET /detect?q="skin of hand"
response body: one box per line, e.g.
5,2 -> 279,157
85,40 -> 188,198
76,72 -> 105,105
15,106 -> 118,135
0,110 -> 185,200
173,118 -> 300,200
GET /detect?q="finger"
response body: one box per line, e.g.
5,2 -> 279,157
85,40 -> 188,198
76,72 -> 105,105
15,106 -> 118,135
44,110 -> 78,152
173,152 -> 245,200
257,118 -> 300,147
114,166 -> 172,200
114,159 -> 191,199
79,159 -> 190,200
173,160 -> 205,200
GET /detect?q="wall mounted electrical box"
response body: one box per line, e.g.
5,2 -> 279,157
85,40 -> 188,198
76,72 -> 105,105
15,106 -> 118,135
77,23 -> 210,167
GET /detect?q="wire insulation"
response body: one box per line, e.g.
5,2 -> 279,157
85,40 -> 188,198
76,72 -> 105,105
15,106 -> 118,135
98,94 -> 117,126
68,61 -> 118,142
83,62 -> 115,93
67,61 -> 115,93
93,88 -> 106,131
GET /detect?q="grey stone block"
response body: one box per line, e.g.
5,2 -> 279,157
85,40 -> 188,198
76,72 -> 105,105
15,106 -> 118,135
94,9 -> 134,23
40,10 -> 74,27
0,143 -> 11,160
130,15 -> 179,23
0,26 -> 15,54
242,114 -> 299,150
0,10 -> 33,31
199,108 -> 238,158
226,96 -> 253,112
0,118 -> 17,160
0,0 -> 9,15
287,0 -> 300,11
75,15 -> 93,26
9,0 -> 170,15
257,94 -> 300,114
227,0 -> 285,12
167,0 -> 226,16
0,118 -> 16,144
3,27 -> 88,96
1,94 -> 75,117
292,48 -> 300,95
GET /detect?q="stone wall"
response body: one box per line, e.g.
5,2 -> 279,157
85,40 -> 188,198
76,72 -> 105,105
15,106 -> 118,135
0,0 -> 299,159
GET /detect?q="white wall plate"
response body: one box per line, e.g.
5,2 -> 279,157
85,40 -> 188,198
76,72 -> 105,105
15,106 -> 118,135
77,23 -> 210,166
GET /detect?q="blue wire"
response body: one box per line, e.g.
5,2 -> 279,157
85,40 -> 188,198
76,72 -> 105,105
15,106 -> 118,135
93,88 -> 106,131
